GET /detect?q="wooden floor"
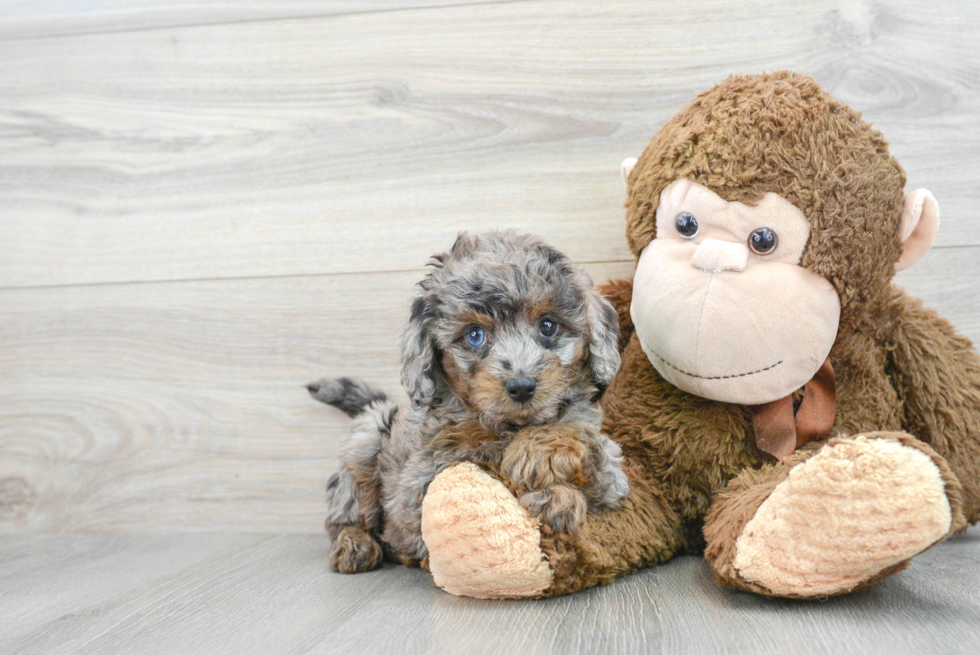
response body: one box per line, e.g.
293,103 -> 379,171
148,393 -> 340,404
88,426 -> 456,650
2,0 -> 980,652
2,531 -> 979,655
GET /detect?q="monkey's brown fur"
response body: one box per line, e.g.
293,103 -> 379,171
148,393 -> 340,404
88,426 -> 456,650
425,72 -> 980,598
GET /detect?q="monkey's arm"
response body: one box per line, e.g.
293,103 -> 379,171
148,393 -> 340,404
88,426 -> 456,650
381,420 -> 508,566
596,278 -> 634,353
885,286 -> 980,524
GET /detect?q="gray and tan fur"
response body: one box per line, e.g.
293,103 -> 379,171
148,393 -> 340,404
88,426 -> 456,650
310,231 -> 629,574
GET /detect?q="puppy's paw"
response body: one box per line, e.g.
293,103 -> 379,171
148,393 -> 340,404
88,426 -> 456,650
501,426 -> 588,491
329,525 -> 384,573
587,437 -> 630,511
520,486 -> 588,534
588,464 -> 629,511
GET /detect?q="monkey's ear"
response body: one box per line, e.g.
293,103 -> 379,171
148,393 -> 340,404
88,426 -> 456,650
621,158 -> 638,185
401,296 -> 438,408
896,189 -> 940,272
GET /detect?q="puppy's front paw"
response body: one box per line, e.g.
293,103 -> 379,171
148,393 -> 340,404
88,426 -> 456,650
329,525 -> 384,573
519,486 -> 588,534
587,437 -> 630,511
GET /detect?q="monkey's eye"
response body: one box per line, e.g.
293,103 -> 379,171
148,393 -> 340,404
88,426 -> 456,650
675,212 -> 699,238
539,318 -> 558,338
748,227 -> 778,255
465,326 -> 486,347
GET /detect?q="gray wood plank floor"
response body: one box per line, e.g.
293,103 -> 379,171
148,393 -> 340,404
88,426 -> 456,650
2,531 -> 979,655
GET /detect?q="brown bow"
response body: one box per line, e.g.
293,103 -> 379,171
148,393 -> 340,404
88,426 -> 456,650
748,358 -> 837,461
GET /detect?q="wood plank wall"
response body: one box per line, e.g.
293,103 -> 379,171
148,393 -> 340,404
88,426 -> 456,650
1,0 -> 978,533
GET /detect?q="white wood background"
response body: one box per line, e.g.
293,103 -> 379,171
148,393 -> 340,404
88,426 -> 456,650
1,0 -> 978,534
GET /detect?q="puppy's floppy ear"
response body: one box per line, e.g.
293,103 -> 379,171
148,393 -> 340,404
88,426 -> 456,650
401,295 -> 438,408
573,269 -> 621,394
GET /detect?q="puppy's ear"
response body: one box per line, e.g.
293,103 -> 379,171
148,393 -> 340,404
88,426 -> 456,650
574,270 -> 621,394
401,295 -> 439,408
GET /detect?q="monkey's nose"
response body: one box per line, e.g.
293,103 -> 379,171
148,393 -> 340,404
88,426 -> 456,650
691,238 -> 749,272
505,378 -> 537,403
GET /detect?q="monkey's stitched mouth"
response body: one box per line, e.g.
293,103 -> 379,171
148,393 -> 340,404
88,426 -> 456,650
653,352 -> 782,380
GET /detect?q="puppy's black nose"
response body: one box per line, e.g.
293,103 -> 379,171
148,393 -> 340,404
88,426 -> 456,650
505,378 -> 536,403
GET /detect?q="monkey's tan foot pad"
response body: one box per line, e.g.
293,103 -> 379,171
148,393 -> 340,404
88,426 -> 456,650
733,435 -> 953,597
421,462 -> 553,599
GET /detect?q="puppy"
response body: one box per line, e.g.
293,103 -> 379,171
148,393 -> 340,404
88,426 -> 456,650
309,231 -> 629,574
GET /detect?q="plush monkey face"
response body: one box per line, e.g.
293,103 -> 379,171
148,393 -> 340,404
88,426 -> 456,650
622,73 -> 940,406
629,179 -> 840,404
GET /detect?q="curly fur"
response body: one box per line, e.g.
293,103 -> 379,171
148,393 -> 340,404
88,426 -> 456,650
313,231 -> 628,571
506,71 -> 980,598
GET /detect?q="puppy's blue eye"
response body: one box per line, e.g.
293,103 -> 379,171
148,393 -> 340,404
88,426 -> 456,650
465,327 -> 486,347
539,318 -> 558,338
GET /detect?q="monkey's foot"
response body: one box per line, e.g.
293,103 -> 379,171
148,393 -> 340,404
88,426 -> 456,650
421,462 -> 553,598
733,434 -> 956,596
329,525 -> 384,573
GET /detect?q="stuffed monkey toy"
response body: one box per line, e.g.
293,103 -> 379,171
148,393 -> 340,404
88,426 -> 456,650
418,72 -> 980,599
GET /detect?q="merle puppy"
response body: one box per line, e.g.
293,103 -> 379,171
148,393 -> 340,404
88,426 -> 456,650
309,231 -> 628,573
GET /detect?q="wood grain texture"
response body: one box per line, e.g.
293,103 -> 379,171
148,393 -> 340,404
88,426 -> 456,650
0,248 -> 976,534
0,1 -> 533,41
1,0 -> 978,536
0,262 -> 634,533
1,0 -> 979,289
1,531 -> 978,654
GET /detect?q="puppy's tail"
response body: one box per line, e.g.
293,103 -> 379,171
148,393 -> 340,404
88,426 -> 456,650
306,377 -> 388,418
